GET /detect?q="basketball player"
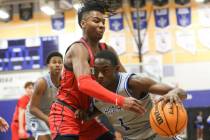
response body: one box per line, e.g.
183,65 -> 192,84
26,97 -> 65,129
49,1 -> 145,140
11,81 -> 34,140
0,117 -> 9,132
76,50 -> 187,140
26,52 -> 63,140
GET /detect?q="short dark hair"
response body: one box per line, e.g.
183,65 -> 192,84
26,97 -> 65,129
78,1 -> 106,27
95,50 -> 118,66
46,51 -> 63,64
24,81 -> 34,89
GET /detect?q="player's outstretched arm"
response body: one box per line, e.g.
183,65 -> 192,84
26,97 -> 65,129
129,75 -> 187,103
66,44 -> 145,114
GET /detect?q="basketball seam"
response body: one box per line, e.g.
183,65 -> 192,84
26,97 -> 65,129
162,104 -> 174,136
151,105 -> 170,137
175,105 -> 178,133
178,111 -> 188,134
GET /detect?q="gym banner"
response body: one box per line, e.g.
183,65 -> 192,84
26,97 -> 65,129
155,30 -> 172,53
154,8 -> 169,28
51,12 -> 65,31
143,55 -> 163,78
109,13 -> 124,31
131,10 -> 147,29
176,7 -> 191,27
109,33 -> 126,55
176,30 -> 196,54
198,28 -> 210,49
198,5 -> 210,27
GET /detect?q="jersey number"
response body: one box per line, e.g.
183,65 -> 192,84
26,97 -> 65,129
118,118 -> 130,131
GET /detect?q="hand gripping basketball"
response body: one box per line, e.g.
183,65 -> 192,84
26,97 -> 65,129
149,101 -> 188,137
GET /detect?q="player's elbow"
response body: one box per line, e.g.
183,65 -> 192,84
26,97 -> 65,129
77,75 -> 90,93
77,82 -> 87,93
29,105 -> 37,115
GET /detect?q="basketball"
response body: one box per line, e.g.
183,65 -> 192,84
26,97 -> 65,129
149,101 -> 188,137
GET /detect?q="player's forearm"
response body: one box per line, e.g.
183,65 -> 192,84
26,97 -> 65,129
78,75 -> 125,107
151,84 -> 187,100
149,83 -> 173,96
18,108 -> 25,130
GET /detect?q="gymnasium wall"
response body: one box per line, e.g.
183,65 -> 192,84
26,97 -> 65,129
0,1 -> 209,91
0,1 -> 210,140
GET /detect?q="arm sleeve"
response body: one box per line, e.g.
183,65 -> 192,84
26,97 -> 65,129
77,75 -> 125,107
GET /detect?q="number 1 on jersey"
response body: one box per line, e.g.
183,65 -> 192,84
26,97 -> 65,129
118,118 -> 130,131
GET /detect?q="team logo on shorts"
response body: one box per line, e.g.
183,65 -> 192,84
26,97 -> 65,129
30,120 -> 38,131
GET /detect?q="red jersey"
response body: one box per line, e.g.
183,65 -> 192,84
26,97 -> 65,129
12,94 -> 30,125
11,94 -> 31,140
49,38 -> 108,139
57,38 -> 107,111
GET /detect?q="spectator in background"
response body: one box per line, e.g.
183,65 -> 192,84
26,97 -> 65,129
195,111 -> 204,140
11,81 -> 34,140
207,115 -> 210,125
0,116 -> 9,132
26,52 -> 63,140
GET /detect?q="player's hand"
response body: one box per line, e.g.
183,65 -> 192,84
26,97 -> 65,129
157,91 -> 182,107
163,91 -> 182,104
19,128 -> 28,139
0,117 -> 9,132
75,109 -> 90,121
159,88 -> 187,105
122,97 -> 146,115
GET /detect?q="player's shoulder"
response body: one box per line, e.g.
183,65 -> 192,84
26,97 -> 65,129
70,41 -> 84,48
128,73 -> 151,87
67,42 -> 88,54
35,77 -> 48,90
37,76 -> 47,84
105,45 -> 114,51
19,94 -> 29,101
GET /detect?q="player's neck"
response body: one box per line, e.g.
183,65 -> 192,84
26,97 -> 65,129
83,35 -> 99,48
50,74 -> 61,88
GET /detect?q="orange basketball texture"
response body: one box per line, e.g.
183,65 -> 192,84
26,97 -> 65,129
149,101 -> 188,137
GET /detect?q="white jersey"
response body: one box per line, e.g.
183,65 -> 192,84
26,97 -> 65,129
26,72 -> 58,118
25,73 -> 58,138
94,73 -> 155,140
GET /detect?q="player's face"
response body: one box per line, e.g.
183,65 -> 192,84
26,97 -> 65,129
48,56 -> 63,75
94,58 -> 118,88
82,11 -> 106,40
25,85 -> 34,95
